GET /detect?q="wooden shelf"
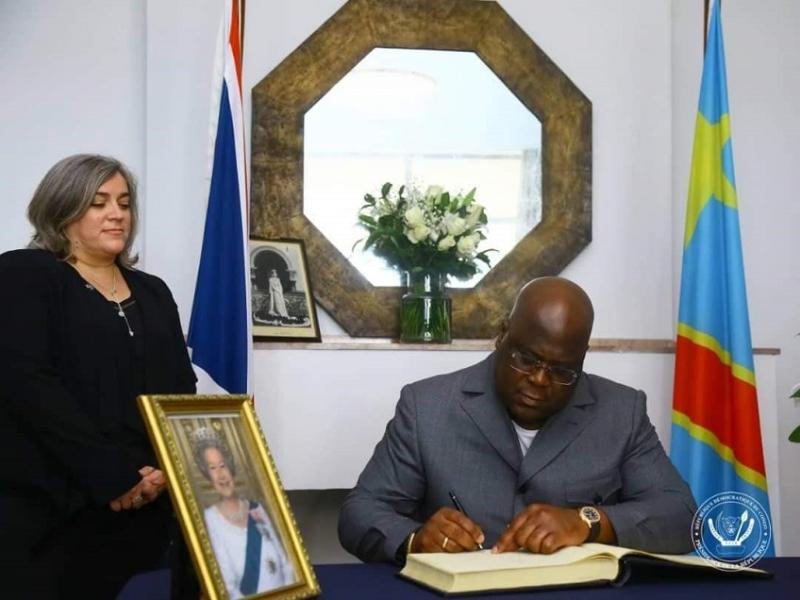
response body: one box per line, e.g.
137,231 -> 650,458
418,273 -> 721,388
255,336 -> 779,355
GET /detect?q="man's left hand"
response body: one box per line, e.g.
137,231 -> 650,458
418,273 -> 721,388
492,503 -> 590,554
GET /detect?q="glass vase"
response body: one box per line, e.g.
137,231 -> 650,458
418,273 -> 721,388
400,271 -> 452,344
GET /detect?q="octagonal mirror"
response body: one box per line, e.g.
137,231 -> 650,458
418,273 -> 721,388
251,0 -> 591,338
304,48 -> 542,288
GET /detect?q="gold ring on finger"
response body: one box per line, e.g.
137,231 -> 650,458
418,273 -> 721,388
442,536 -> 449,550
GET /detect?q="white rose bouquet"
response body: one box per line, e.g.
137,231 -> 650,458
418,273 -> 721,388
357,182 -> 492,280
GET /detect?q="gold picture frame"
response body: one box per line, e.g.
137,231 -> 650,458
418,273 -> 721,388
138,394 -> 320,600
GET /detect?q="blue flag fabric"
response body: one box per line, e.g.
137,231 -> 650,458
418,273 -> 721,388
188,0 -> 251,394
670,0 -> 774,558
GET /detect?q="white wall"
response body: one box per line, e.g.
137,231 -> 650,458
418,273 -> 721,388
0,0 -> 145,255
1,0 -> 798,557
143,0 -> 221,303
502,0 -> 675,340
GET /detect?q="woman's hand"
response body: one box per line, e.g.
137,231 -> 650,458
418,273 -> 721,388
109,466 -> 167,511
138,465 -> 166,487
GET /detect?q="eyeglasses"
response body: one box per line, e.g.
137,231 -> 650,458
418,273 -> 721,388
507,350 -> 580,386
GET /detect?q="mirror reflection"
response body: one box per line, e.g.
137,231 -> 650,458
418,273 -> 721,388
304,48 -> 542,288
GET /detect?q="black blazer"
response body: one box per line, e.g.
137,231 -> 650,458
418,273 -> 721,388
0,249 -> 196,544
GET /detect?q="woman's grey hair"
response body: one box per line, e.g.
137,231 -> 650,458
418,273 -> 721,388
191,428 -> 237,480
27,154 -> 139,266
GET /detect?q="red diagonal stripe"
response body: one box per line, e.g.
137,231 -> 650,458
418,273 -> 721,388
229,0 -> 242,86
673,335 -> 766,476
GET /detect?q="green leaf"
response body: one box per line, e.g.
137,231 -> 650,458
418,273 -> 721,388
790,384 -> 800,398
790,425 -> 800,443
364,231 -> 379,251
355,182 -> 489,279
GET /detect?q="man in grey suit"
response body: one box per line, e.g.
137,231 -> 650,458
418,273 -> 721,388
338,277 -> 696,564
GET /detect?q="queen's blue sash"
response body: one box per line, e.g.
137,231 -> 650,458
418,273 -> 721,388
239,500 -> 262,595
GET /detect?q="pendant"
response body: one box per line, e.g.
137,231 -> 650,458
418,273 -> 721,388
118,309 -> 125,317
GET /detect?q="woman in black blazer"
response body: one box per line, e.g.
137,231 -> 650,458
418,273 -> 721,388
0,154 -> 197,598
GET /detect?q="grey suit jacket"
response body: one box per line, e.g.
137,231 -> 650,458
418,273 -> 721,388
338,354 -> 697,563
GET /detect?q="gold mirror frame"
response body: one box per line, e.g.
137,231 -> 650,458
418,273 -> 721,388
251,0 -> 591,338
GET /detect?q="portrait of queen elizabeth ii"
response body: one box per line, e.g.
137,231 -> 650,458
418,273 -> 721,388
190,426 -> 296,598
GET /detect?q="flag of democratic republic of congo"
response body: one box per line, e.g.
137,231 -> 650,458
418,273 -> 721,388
670,1 -> 773,556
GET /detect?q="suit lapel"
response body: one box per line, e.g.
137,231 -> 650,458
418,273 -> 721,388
459,355 -> 522,472
516,374 -> 595,489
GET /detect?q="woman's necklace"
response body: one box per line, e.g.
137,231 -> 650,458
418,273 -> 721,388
219,498 -> 248,525
73,262 -> 134,337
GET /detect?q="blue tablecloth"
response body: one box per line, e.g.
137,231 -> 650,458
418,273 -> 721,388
118,557 -> 796,599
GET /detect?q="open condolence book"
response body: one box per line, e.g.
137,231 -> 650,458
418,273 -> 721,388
399,543 -> 769,595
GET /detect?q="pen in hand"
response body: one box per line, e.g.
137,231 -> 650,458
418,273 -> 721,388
448,490 -> 485,550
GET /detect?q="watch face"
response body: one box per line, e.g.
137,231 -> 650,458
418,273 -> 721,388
581,506 -> 601,523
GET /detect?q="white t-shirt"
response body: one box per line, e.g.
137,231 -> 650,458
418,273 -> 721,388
512,421 -> 539,456
204,502 -> 296,599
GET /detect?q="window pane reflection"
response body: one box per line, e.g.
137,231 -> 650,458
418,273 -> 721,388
304,48 -> 542,288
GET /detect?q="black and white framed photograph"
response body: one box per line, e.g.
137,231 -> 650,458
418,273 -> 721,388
249,239 -> 321,342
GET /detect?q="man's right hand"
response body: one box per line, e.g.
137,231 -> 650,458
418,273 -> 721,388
410,507 -> 485,553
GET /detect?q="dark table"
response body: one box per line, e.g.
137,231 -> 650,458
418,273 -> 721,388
118,557 -> 797,599
313,559 -> 794,599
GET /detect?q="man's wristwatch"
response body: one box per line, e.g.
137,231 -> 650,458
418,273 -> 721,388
578,506 -> 602,543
